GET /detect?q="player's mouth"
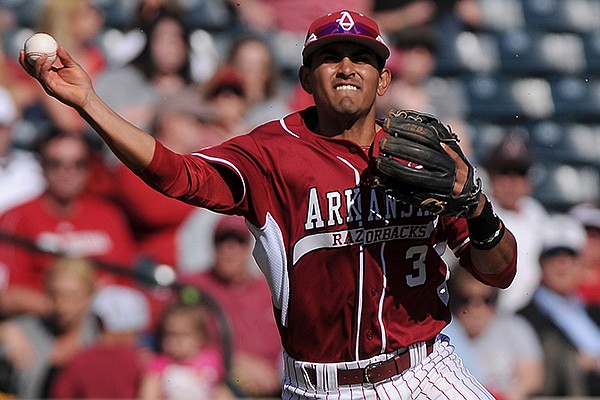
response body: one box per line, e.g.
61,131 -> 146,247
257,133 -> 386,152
335,84 -> 359,91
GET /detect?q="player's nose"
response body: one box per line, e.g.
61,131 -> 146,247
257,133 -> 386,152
336,57 -> 356,78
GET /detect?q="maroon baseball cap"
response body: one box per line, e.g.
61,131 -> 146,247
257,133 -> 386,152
302,10 -> 390,65
214,215 -> 250,243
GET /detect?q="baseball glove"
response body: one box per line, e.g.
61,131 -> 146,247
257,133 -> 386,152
370,109 -> 481,217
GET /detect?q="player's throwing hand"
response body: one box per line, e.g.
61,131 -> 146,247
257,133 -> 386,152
19,45 -> 93,110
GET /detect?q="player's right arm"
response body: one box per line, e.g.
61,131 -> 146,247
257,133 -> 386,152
19,46 -> 155,171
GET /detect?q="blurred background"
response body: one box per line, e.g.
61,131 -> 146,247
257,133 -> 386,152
2,0 -> 600,399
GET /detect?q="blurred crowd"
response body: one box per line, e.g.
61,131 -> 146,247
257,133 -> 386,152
0,0 -> 600,399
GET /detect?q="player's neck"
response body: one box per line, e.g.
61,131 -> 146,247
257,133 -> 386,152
314,113 -> 378,146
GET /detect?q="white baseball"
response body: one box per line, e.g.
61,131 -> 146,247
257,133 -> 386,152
24,33 -> 58,66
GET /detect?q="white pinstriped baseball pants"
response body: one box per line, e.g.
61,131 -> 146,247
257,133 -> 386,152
282,334 -> 494,400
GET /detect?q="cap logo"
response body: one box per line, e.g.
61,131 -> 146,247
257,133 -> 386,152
302,10 -> 390,61
336,11 -> 355,31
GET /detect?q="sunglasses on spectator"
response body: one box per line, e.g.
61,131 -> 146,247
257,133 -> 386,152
454,293 -> 497,307
495,168 -> 528,177
42,158 -> 89,171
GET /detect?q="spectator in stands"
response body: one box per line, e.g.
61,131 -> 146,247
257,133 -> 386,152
0,129 -> 136,318
227,0 -> 370,76
0,8 -> 40,122
201,65 -> 250,141
94,6 -> 196,133
376,25 -> 471,155
110,92 -> 221,325
569,202 -> 600,307
180,215 -> 282,398
482,132 -> 551,313
371,0 -> 437,36
50,284 -> 151,399
0,86 -> 45,216
225,34 -> 291,128
139,300 -> 232,400
129,6 -> 195,98
445,266 -> 544,400
110,91 -> 215,270
518,214 -> 600,396
33,0 -> 107,135
0,256 -> 99,399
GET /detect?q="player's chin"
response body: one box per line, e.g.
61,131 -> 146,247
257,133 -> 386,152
332,98 -> 365,116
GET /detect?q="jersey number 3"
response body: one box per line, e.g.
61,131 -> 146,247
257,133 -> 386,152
405,245 -> 428,287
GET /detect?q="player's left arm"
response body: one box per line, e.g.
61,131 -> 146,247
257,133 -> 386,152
467,200 -> 517,280
447,145 -> 517,287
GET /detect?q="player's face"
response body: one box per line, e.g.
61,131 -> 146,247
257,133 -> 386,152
300,43 -> 390,118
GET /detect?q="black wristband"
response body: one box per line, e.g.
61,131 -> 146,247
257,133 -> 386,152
467,197 -> 505,250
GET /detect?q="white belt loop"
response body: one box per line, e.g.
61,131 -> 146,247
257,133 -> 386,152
312,363 -> 339,391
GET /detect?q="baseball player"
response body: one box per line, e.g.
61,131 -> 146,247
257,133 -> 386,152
21,10 -> 517,399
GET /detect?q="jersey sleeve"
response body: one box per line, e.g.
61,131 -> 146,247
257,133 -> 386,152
138,135 -> 270,227
138,141 -> 241,213
441,215 -> 517,289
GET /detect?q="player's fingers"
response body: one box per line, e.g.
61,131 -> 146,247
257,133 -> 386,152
33,54 -> 57,87
441,143 -> 468,195
18,49 -> 36,76
56,45 -> 75,66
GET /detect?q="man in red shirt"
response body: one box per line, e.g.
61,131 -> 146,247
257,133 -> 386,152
0,130 -> 136,317
21,9 -> 517,399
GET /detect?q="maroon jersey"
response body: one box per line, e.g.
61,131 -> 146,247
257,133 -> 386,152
140,107 -> 515,363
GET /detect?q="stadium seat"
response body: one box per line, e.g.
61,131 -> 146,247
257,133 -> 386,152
478,0 -> 526,31
522,0 -> 600,32
550,76 -> 600,121
2,27 -> 34,62
435,31 -> 501,76
465,74 -> 554,122
1,0 -> 44,29
530,120 -> 600,165
533,162 -> 600,211
582,31 -> 600,74
497,30 -> 586,76
178,0 -> 234,32
94,0 -> 138,30
466,122 -> 528,166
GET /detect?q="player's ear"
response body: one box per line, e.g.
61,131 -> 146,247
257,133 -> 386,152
377,67 -> 392,96
298,66 -> 313,94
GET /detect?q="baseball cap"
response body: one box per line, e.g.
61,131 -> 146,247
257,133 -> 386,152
484,132 -> 533,176
91,285 -> 150,333
539,214 -> 586,260
302,10 -> 390,65
391,25 -> 439,53
569,203 -> 600,231
214,214 -> 250,243
204,66 -> 245,99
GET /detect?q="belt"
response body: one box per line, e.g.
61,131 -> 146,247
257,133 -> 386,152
307,339 -> 435,386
